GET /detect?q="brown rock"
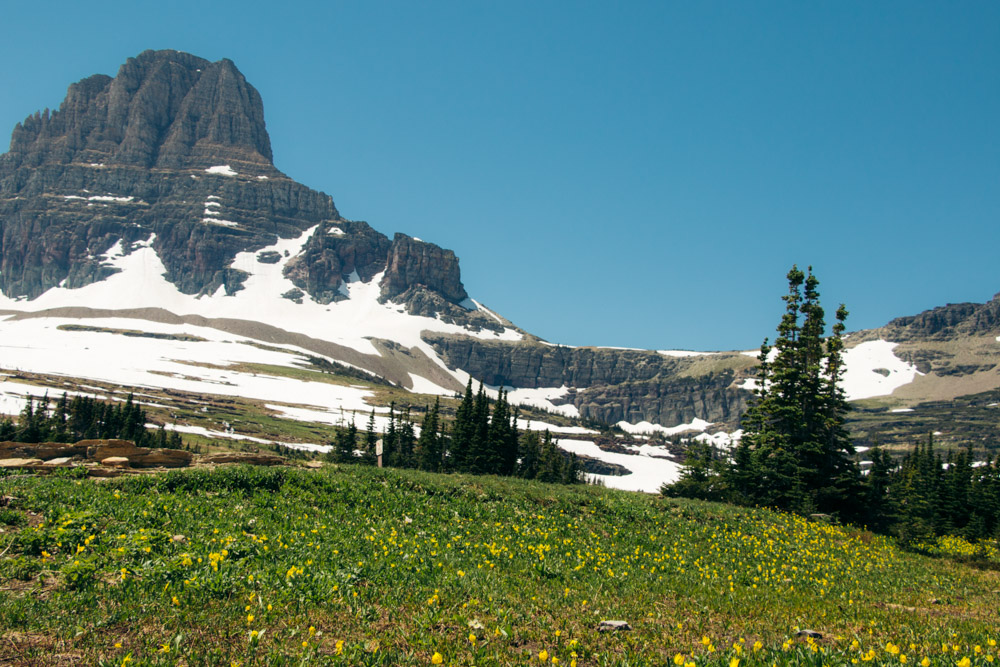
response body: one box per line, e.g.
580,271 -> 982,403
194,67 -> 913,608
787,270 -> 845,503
42,457 -> 77,467
0,457 -> 44,468
134,448 -> 193,468
82,439 -> 141,460
200,452 -> 285,466
101,456 -> 131,468
0,441 -> 87,461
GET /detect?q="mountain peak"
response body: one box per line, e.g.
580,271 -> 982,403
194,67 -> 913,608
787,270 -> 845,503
6,49 -> 273,172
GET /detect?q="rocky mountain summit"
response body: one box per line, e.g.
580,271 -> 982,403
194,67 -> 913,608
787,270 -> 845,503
0,49 -> 494,329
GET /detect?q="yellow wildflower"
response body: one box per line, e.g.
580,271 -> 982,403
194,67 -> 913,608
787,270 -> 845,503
431,652 -> 443,664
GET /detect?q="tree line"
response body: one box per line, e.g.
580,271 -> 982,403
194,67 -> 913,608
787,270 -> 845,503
0,393 -> 182,448
326,380 -> 583,485
864,438 -> 1000,542
662,266 -> 1000,543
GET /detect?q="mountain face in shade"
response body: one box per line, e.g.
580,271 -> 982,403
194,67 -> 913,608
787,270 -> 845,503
5,50 -> 273,172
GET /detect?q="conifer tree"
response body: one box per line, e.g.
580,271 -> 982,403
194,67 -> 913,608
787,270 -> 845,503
518,430 -> 541,480
450,379 -> 475,471
397,409 -> 416,468
331,420 -> 358,463
416,398 -> 443,472
363,410 -> 378,465
725,265 -> 860,517
467,383 -> 492,474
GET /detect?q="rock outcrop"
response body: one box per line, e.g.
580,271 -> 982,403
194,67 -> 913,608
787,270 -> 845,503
380,234 -> 468,304
880,293 -> 1000,340
425,335 -> 752,425
5,50 -> 273,172
0,49 -> 477,318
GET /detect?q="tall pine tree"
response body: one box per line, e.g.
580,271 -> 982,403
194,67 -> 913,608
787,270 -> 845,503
726,265 -> 861,517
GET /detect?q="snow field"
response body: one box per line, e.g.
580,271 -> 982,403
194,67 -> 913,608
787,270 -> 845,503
840,340 -> 922,401
555,439 -> 681,493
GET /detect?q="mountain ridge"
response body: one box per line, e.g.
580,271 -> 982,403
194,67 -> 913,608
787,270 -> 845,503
1,50 -> 998,492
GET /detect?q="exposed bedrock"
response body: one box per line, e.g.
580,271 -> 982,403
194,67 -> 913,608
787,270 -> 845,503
380,234 -> 468,304
424,335 -> 749,425
878,292 -> 1000,340
0,50 -> 480,319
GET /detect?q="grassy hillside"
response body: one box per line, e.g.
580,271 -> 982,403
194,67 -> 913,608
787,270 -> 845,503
0,465 -> 997,666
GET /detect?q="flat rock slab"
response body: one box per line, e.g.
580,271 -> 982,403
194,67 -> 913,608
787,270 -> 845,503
42,457 -> 77,467
0,458 -> 44,468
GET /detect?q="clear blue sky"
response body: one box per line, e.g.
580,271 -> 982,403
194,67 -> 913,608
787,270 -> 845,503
1,1 -> 997,351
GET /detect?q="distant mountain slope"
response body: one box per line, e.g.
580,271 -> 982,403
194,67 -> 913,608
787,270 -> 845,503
2,50 -> 998,492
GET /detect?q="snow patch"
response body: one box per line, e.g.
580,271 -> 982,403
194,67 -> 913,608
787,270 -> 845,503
841,340 -> 922,400
503,385 -> 579,418
890,408 -> 914,413
617,418 -> 712,436
556,439 -> 681,493
206,165 -> 237,177
693,429 -> 742,449
407,373 -> 455,396
517,419 -> 596,435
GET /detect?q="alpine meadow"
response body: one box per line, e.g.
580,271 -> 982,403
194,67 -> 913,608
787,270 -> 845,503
2,19 -> 1000,667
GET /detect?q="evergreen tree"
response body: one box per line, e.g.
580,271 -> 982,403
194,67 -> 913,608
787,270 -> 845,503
537,431 -> 563,483
724,265 -> 860,517
383,403 -> 398,466
363,410 -> 378,465
331,420 -> 358,463
864,446 -> 896,532
467,383 -> 492,474
16,396 -> 41,443
518,430 -> 541,480
450,379 -> 475,471
660,440 -> 726,501
397,409 -> 416,468
0,417 -> 16,440
500,406 -> 520,476
416,399 -> 443,472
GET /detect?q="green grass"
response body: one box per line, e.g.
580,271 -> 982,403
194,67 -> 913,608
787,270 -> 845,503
0,465 -> 997,666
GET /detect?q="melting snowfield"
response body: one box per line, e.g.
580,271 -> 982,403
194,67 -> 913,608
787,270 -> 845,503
0,229 -> 523,359
0,316 -> 378,419
556,439 -> 682,493
840,340 -> 922,401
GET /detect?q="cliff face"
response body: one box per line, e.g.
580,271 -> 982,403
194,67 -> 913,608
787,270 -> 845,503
0,50 -> 475,313
380,234 -> 468,304
881,293 -> 1000,340
425,335 -> 750,425
4,50 -> 273,172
